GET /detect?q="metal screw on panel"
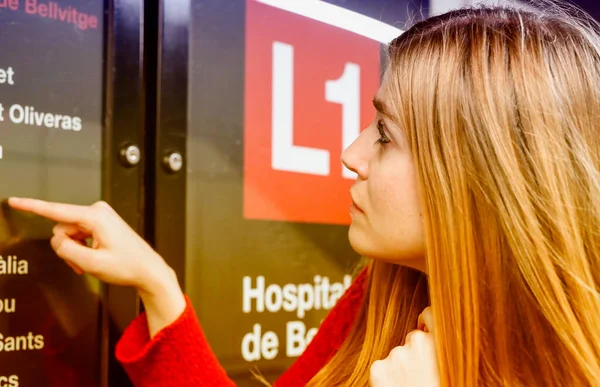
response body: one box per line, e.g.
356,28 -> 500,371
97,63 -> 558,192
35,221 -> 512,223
164,152 -> 183,173
120,144 -> 141,167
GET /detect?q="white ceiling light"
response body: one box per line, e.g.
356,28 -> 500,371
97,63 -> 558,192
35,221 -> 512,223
254,0 -> 403,44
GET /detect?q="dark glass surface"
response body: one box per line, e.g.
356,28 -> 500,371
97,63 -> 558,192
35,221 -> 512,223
0,1 -> 103,385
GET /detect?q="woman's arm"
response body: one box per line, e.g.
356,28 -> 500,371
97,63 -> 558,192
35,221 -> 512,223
7,198 -> 367,386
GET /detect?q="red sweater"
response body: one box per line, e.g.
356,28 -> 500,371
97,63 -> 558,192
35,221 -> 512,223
115,269 -> 367,386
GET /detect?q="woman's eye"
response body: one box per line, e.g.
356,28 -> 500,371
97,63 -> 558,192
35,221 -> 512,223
375,119 -> 390,145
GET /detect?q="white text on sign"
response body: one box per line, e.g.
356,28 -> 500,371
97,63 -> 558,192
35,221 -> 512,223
0,66 -> 15,85
240,275 -> 352,361
0,375 -> 19,387
271,41 -> 360,179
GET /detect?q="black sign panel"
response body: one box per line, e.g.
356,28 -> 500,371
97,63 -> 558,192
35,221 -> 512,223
0,1 -> 104,386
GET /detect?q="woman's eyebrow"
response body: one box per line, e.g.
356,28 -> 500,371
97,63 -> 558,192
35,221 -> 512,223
372,96 -> 392,117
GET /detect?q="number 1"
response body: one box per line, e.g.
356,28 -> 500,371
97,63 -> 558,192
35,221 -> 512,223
325,63 -> 360,179
271,41 -> 360,179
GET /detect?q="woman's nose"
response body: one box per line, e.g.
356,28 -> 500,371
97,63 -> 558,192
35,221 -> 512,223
341,134 -> 369,180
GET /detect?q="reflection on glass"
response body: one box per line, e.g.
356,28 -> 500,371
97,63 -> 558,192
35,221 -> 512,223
0,203 -> 101,386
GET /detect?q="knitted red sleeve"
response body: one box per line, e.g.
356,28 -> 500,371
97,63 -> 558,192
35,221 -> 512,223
116,296 -> 235,387
116,268 -> 367,387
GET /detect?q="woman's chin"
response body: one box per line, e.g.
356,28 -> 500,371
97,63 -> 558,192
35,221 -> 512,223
348,228 -> 427,272
347,225 -> 374,257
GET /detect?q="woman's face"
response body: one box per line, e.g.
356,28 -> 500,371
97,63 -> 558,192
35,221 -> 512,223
341,85 -> 426,271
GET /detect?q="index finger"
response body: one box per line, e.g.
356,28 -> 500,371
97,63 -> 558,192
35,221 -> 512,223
8,198 -> 91,226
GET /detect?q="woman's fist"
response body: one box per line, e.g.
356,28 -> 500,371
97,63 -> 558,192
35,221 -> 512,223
370,307 -> 439,387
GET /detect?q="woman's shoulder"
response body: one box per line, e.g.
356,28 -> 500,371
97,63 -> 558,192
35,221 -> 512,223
344,265 -> 369,301
321,265 -> 368,329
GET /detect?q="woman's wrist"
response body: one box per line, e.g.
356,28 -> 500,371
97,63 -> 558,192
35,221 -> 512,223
137,261 -> 179,297
137,263 -> 187,337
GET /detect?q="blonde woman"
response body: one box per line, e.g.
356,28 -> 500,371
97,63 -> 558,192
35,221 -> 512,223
10,1 -> 600,385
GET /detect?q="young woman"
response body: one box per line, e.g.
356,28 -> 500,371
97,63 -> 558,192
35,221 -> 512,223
10,1 -> 600,385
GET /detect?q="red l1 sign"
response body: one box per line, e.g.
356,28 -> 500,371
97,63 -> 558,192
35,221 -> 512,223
244,0 -> 381,225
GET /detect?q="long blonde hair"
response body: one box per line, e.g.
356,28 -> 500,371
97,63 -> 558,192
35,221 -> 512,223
309,2 -> 600,386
